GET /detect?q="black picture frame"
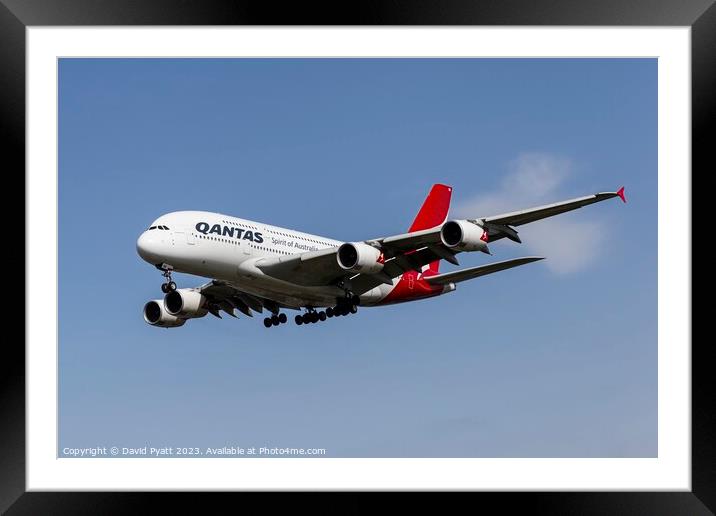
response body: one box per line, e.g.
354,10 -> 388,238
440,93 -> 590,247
3,1 -> 711,513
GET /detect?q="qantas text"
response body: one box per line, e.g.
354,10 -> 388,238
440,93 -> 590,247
195,222 -> 264,243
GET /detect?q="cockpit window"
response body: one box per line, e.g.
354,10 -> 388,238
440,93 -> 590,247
149,226 -> 157,230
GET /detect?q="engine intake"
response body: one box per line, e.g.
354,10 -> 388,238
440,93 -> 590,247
143,300 -> 186,328
440,220 -> 490,253
337,242 -> 384,274
164,289 -> 208,318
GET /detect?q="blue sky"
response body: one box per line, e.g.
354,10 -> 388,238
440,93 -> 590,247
58,58 -> 656,457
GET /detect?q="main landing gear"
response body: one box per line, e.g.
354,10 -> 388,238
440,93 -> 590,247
263,313 -> 288,328
294,309 -> 326,325
294,295 -> 359,326
263,294 -> 361,328
159,266 -> 176,293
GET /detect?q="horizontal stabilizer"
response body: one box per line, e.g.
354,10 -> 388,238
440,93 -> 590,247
424,256 -> 544,286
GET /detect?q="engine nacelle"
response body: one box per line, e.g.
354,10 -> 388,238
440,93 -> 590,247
164,289 -> 208,318
337,242 -> 384,274
440,220 -> 490,253
143,300 -> 186,328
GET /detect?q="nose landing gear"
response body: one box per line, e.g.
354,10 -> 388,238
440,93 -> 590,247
158,265 -> 176,293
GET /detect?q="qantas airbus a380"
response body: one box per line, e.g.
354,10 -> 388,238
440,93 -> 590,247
137,184 -> 626,329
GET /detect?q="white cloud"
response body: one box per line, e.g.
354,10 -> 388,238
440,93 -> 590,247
454,153 -> 604,275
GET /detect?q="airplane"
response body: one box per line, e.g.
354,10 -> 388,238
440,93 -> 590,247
137,184 -> 626,329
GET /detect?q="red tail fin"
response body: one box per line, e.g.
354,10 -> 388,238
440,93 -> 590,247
409,184 -> 452,273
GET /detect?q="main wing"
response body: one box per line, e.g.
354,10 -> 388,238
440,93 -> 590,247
477,187 -> 626,243
254,188 -> 625,294
195,280 -> 292,318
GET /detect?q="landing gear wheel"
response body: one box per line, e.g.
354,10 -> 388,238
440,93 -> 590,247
263,317 -> 272,328
295,315 -> 303,325
279,313 -> 287,324
350,305 -> 358,314
271,315 -> 280,326
326,307 -> 334,318
160,267 -> 175,293
318,311 -> 327,321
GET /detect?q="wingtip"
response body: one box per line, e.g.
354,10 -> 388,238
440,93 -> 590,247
519,256 -> 545,263
616,186 -> 626,203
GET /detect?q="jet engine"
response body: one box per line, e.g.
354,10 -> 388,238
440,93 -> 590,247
143,300 -> 186,328
164,289 -> 208,319
337,242 -> 384,274
440,220 -> 490,253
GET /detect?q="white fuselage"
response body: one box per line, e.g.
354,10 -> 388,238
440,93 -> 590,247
136,211 -> 400,308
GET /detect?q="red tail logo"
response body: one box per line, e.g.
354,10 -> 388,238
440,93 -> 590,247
409,184 -> 452,274
409,184 -> 452,233
379,184 -> 453,305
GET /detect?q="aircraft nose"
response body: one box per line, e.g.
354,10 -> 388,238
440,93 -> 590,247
136,231 -> 162,263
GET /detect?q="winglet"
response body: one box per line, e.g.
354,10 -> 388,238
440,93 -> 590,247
616,186 -> 626,203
